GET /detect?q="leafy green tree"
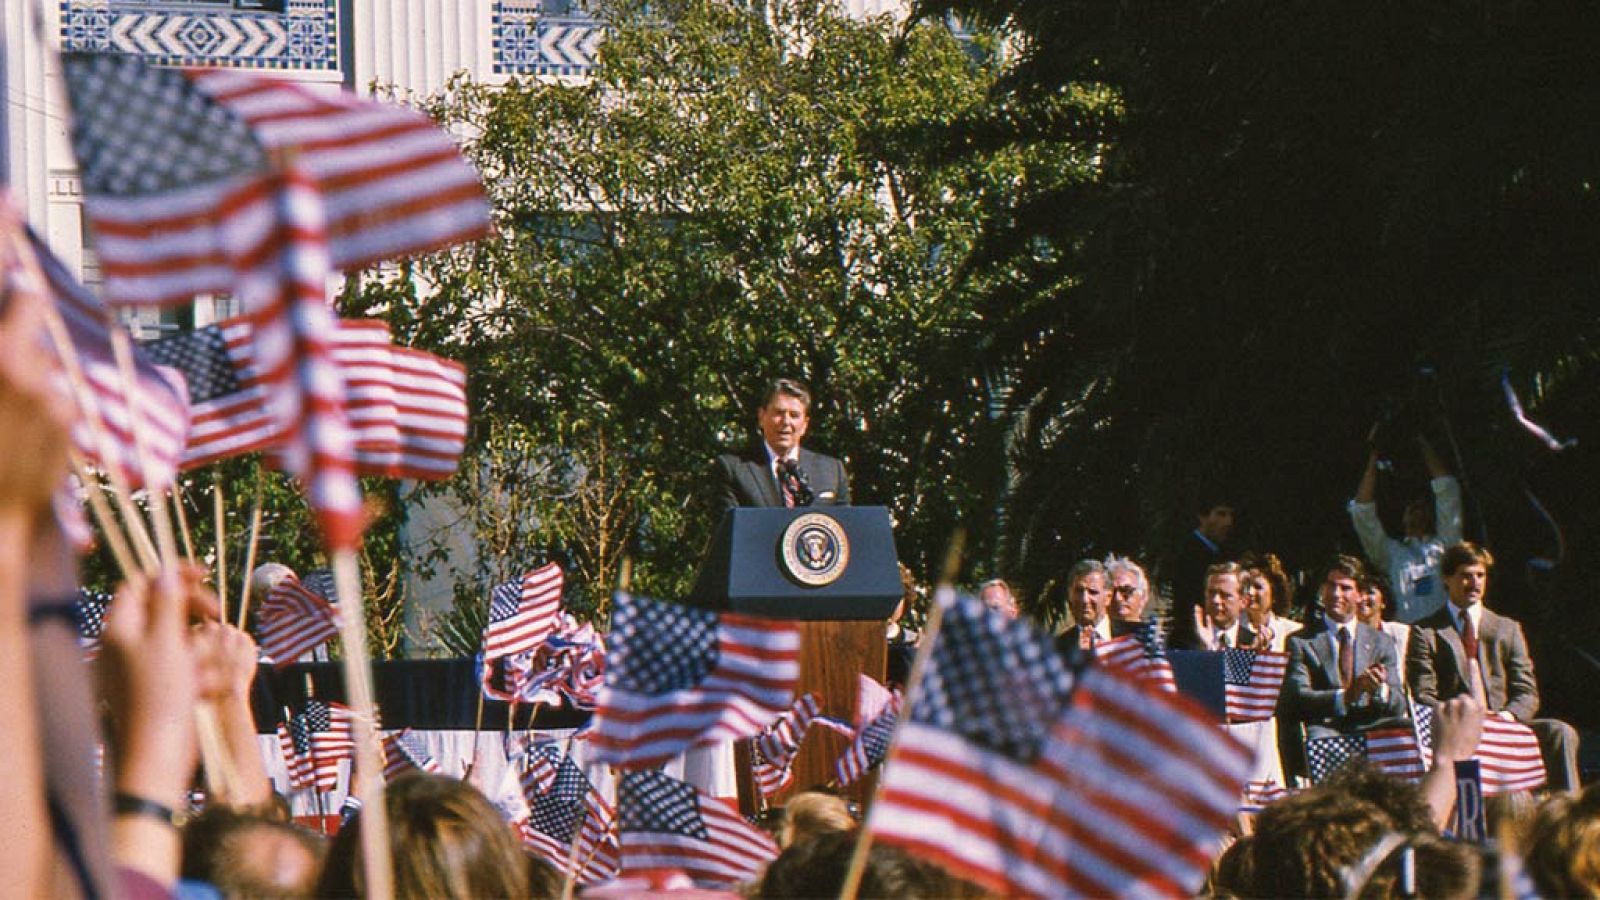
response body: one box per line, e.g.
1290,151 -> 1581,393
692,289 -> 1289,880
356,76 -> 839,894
348,0 -> 1089,641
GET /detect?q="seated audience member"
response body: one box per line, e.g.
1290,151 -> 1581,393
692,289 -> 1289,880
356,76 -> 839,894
978,578 -> 1019,619
1239,552 -> 1301,651
1406,541 -> 1582,792
182,808 -> 326,899
757,830 -> 974,899
1357,574 -> 1411,687
1054,559 -> 1137,657
1525,783 -> 1600,897
779,791 -> 856,848
318,773 -> 531,899
1281,556 -> 1406,738
1183,562 -> 1256,651
1104,555 -> 1153,624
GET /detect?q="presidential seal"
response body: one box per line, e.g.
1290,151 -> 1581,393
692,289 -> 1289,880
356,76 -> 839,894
779,512 -> 850,587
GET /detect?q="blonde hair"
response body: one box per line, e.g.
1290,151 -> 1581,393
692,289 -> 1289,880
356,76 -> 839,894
779,792 -> 856,848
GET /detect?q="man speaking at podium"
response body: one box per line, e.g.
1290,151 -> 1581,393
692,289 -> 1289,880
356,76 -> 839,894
718,378 -> 851,509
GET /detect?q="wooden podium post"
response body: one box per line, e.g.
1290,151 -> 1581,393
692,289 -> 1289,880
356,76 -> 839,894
693,507 -> 900,815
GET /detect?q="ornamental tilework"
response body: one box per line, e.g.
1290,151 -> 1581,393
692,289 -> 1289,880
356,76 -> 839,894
58,1 -> 341,71
492,0 -> 605,76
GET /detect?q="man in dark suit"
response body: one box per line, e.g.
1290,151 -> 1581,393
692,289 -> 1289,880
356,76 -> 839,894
1054,559 -> 1140,658
717,378 -> 850,510
1281,556 -> 1407,739
1167,492 -> 1237,649
1407,542 -> 1581,792
1180,562 -> 1259,651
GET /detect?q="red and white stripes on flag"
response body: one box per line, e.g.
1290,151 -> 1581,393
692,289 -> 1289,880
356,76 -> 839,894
1094,621 -> 1178,693
591,592 -> 800,769
1222,648 -> 1289,723
751,693 -> 820,798
383,348 -> 467,480
257,572 -> 342,667
869,591 -> 1251,898
31,231 -> 190,491
380,730 -> 441,781
61,54 -> 490,309
616,769 -> 778,888
483,563 -> 565,660
1473,716 -> 1548,794
833,674 -> 901,787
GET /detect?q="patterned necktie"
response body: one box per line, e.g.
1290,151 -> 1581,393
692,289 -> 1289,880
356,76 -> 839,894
778,463 -> 796,508
1216,631 -> 1230,650
1461,614 -> 1478,665
1338,627 -> 1354,689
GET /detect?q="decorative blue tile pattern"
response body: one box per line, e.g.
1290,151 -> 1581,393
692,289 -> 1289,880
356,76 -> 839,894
59,1 -> 341,72
493,1 -> 605,76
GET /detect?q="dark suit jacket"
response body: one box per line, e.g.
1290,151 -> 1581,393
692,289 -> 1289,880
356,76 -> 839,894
717,444 -> 850,510
1406,605 -> 1540,722
1176,620 -> 1258,652
1282,619 -> 1406,734
1167,531 -> 1230,649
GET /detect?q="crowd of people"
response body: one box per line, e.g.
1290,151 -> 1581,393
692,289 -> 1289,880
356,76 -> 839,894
4,324 -> 1600,898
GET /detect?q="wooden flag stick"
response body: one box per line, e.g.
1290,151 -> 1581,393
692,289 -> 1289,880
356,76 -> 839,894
235,472 -> 266,630
839,531 -> 965,900
213,477 -> 228,622
68,454 -> 140,584
330,548 -> 395,900
171,478 -> 197,564
559,796 -> 589,900
107,328 -> 182,568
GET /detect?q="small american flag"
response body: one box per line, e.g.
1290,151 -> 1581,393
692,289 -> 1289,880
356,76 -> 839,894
483,563 -> 564,661
382,348 -> 467,481
751,693 -> 820,798
1306,721 -> 1427,784
73,588 -> 112,661
1094,620 -> 1178,692
870,590 -> 1252,898
60,53 -> 490,309
1306,705 -> 1546,794
380,729 -> 440,781
276,699 -> 356,792
143,320 -> 278,468
257,572 -> 342,667
591,592 -> 800,768
31,230 -> 189,492
1241,779 -> 1290,809
834,696 -> 898,787
1222,648 -> 1289,722
520,744 -> 621,885
616,769 -> 778,887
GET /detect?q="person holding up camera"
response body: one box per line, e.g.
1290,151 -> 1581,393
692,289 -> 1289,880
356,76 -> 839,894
1348,429 -> 1462,624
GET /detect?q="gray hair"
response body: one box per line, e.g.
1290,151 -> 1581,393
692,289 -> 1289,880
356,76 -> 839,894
1066,558 -> 1106,586
1102,554 -> 1149,597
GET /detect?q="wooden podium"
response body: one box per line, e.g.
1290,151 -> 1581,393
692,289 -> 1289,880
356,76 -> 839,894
691,507 -> 900,811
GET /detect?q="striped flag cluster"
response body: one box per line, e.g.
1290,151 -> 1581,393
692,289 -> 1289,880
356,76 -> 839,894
1094,620 -> 1178,692
61,52 -> 489,551
257,571 -> 342,667
60,53 -> 490,309
277,699 -> 356,791
750,693 -> 820,797
31,230 -> 190,492
483,563 -> 565,659
616,769 -> 778,888
869,591 -> 1252,898
1306,704 -> 1546,794
591,593 -> 800,768
519,744 -> 621,885
380,729 -> 440,781
145,316 -> 469,478
1221,648 -> 1289,722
